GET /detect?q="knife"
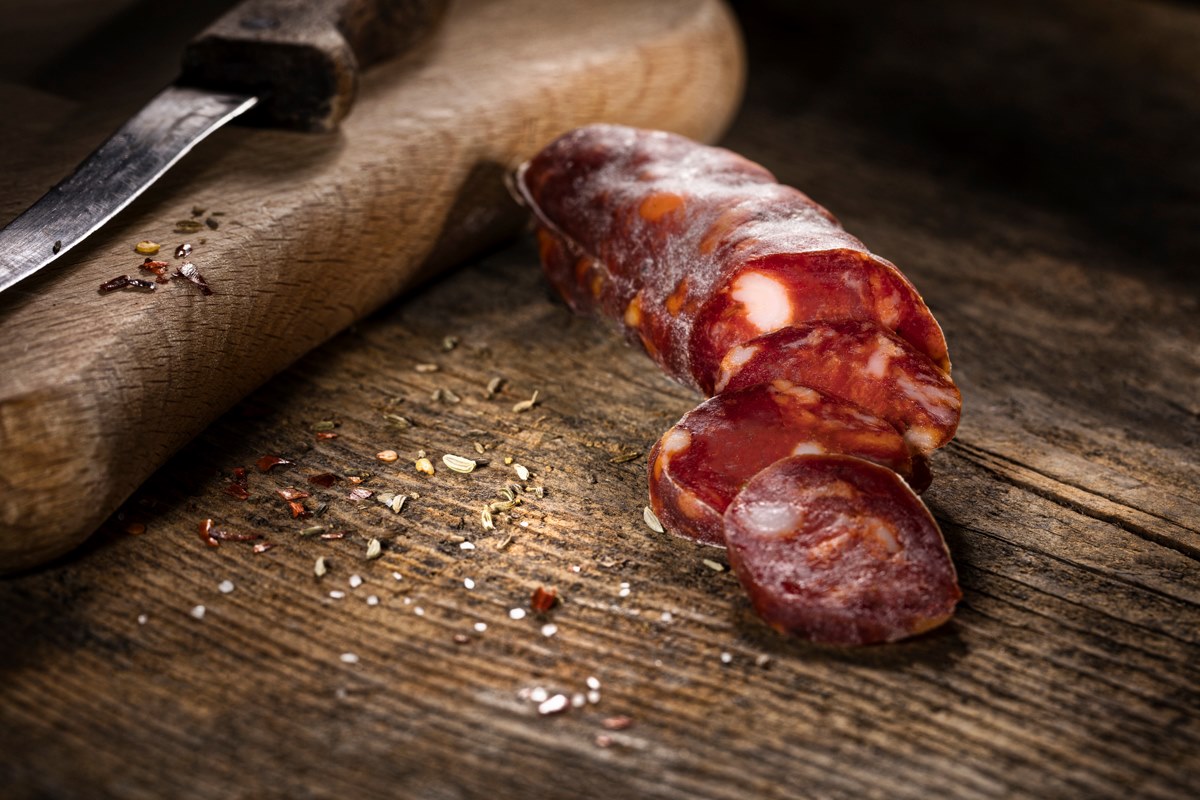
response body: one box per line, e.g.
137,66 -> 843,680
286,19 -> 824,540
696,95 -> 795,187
0,0 -> 448,295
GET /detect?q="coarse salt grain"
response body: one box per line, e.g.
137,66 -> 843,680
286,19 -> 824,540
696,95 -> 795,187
541,623 -> 558,638
720,652 -> 733,664
190,605 -> 206,620
464,578 -> 475,590
538,694 -> 569,715
414,606 -> 425,616
340,653 -> 359,664
137,614 -> 148,625
393,572 -> 404,581
661,611 -> 674,623
571,693 -> 587,708
367,595 -> 380,606
460,541 -> 476,551
474,622 -> 488,632
586,676 -> 600,691
349,574 -> 363,589
587,690 -> 601,704
509,608 -> 526,620
329,590 -> 346,599
218,580 -> 234,594
529,687 -> 549,703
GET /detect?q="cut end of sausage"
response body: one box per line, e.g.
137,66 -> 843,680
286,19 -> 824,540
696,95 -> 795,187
724,454 -> 961,645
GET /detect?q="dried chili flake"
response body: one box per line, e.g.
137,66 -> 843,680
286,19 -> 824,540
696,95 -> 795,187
348,488 -> 373,501
173,261 -> 212,295
232,467 -> 248,486
212,530 -> 260,543
198,518 -> 220,548
140,258 -> 170,283
252,542 -> 276,553
286,500 -> 310,519
530,586 -> 559,613
601,716 -> 634,731
315,432 -> 339,441
307,473 -> 339,488
99,275 -> 131,293
223,482 -> 250,500
275,487 -> 310,501
256,455 -> 291,473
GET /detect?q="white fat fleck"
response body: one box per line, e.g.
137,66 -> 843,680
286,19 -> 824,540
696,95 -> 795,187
896,375 -> 954,422
868,519 -> 903,555
772,381 -> 820,404
715,344 -> 761,392
741,500 -> 802,537
905,428 -> 937,453
791,441 -> 826,456
661,428 -> 692,456
730,272 -> 792,332
865,348 -> 891,379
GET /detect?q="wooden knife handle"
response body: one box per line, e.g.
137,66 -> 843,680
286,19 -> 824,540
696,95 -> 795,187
180,0 -> 449,131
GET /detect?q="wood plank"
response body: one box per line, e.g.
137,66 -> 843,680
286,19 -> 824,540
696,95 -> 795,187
1,0 -> 1198,797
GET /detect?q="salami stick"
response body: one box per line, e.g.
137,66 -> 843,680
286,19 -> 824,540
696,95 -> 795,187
516,124 -> 950,390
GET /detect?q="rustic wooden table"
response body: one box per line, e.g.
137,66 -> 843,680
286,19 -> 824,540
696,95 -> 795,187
2,1 -> 1197,798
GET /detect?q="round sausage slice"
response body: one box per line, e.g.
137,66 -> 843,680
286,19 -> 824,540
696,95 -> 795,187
724,454 -> 961,644
648,382 -> 915,547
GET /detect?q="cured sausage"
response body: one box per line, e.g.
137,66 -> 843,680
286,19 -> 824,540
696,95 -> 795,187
723,455 -> 961,645
649,381 -> 915,546
515,124 -> 950,390
715,320 -> 961,454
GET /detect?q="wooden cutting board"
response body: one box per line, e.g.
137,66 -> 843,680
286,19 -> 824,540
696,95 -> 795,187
0,0 -> 745,570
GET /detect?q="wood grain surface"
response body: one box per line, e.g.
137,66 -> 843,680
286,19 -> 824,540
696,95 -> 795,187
2,0 -> 1198,798
0,0 -> 744,570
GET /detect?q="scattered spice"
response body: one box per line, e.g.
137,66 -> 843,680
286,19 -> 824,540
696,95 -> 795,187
222,483 -> 250,500
198,519 -> 220,548
365,538 -> 382,560
474,442 -> 486,455
513,463 -> 530,481
610,451 -> 641,464
307,473 -> 340,488
315,556 -> 328,578
252,542 -> 276,553
140,258 -> 170,282
485,376 -> 504,398
602,716 -> 634,731
204,217 -> 219,230
232,467 -> 248,486
453,634 -> 471,645
376,450 -> 399,463
124,522 -> 146,536
643,506 -> 664,533
98,275 -> 131,293
442,336 -> 459,351
415,457 -> 435,475
299,525 -> 326,537
287,500 -> 310,519
134,240 -> 160,255
175,242 -> 193,259
512,390 -> 540,413
310,420 -> 337,432
173,261 -> 212,295
442,454 -> 477,473
191,206 -> 206,218
480,506 -> 495,531
256,455 -> 291,473
348,487 -> 373,501
174,219 -> 204,233
211,530 -> 260,543
276,487 -> 310,501
531,586 -> 559,613
414,363 -> 439,373
315,431 -> 339,440
52,239 -> 62,254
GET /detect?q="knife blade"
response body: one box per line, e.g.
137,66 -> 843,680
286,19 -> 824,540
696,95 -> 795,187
0,0 -> 447,295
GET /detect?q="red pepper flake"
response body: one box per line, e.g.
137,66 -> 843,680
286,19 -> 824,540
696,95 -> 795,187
530,586 -> 559,614
140,258 -> 170,283
276,487 -> 309,501
99,275 -> 131,293
212,530 -> 261,543
315,432 -> 339,440
124,522 -> 146,536
199,519 -> 220,548
286,500 -> 310,519
252,542 -> 276,554
348,487 -> 373,501
173,261 -> 212,295
601,716 -> 633,731
319,531 -> 348,540
232,467 -> 248,486
223,483 -> 250,500
256,455 -> 291,473
307,473 -> 340,488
